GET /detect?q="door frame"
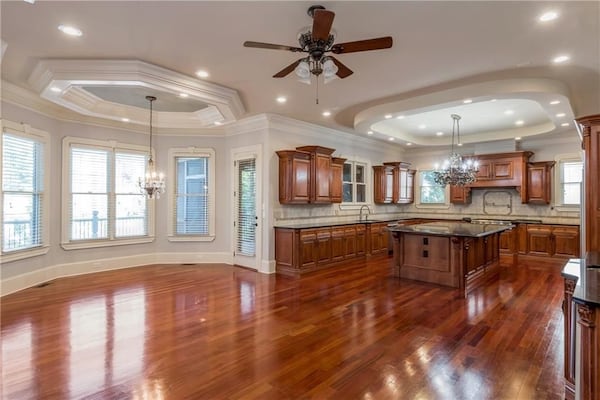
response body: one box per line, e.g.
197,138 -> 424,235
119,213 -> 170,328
231,144 -> 262,270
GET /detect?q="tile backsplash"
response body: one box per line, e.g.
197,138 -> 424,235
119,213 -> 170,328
273,188 -> 580,226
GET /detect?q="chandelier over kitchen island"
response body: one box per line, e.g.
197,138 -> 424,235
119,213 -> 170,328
432,114 -> 478,187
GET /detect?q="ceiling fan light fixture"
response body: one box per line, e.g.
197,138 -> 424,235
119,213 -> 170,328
322,57 -> 338,84
295,60 -> 312,84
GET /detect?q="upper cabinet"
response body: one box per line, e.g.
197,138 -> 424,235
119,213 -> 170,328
373,165 -> 394,204
576,114 -> 600,252
450,185 -> 472,204
276,145 -> 345,205
374,161 -> 415,204
527,161 -> 555,204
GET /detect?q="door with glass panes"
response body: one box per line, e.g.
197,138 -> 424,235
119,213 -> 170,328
232,147 -> 261,269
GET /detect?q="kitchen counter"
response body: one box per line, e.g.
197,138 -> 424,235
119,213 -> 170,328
388,221 -> 513,237
562,252 -> 600,307
274,219 -> 397,230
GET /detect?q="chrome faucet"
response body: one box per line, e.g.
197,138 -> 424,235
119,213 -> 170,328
359,205 -> 370,222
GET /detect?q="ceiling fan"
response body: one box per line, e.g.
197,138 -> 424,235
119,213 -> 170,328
243,5 -> 393,83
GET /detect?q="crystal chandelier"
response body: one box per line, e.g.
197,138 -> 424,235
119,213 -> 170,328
432,114 -> 479,187
138,95 -> 165,199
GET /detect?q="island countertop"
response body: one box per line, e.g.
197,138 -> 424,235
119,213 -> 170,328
562,252 -> 600,307
387,221 -> 513,237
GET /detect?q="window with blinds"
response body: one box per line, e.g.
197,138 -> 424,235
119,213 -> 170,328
2,133 -> 45,252
167,148 -> 215,242
175,157 -> 210,235
68,142 -> 148,243
235,158 -> 256,256
559,160 -> 583,206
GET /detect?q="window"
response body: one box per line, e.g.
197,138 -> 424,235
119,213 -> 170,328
558,159 -> 583,206
419,170 -> 446,204
62,137 -> 151,249
168,148 -> 215,241
1,121 -> 50,261
342,161 -> 367,204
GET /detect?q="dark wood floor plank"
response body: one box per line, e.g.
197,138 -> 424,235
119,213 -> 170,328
1,256 -> 567,399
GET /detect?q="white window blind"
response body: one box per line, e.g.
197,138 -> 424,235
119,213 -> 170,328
115,152 -> 147,237
175,157 -> 210,235
236,158 -> 256,256
67,141 -> 149,245
2,133 -> 44,252
560,161 -> 583,205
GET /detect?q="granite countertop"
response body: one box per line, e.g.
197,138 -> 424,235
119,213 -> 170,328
274,219 -> 398,229
387,221 -> 513,237
562,252 -> 600,307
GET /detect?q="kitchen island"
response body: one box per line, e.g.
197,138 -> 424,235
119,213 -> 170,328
388,221 -> 513,297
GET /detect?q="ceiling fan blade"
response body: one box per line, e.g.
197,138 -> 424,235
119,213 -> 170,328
331,36 -> 393,54
330,57 -> 353,78
273,59 -> 302,78
312,9 -> 335,41
243,41 -> 303,52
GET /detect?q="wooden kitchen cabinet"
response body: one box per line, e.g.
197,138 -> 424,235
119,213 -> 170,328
274,222 -> 384,275
384,162 -> 415,204
297,145 -> 335,204
373,165 -> 394,204
330,157 -> 346,203
527,225 -> 554,256
527,161 -> 555,204
276,150 -> 311,204
499,227 -> 516,253
450,185 -> 472,204
466,151 -> 533,203
277,145 -> 343,204
527,224 -> 580,258
553,226 -> 580,258
576,114 -> 600,252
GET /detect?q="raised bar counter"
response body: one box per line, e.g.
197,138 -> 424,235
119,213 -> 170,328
388,222 -> 512,297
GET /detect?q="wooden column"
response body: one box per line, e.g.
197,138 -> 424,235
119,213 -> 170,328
576,303 -> 599,400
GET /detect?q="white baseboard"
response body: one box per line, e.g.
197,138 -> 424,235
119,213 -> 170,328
260,259 -> 276,274
1,252 -> 234,297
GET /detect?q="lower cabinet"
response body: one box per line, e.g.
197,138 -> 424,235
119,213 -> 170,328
527,224 -> 580,258
275,223 -> 386,275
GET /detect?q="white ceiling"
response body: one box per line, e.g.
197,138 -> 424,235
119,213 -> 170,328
1,1 -> 599,147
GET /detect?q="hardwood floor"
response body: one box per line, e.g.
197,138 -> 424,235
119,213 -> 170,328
1,256 -> 567,399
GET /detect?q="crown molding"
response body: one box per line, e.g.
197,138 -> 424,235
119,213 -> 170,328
2,80 -> 224,136
28,59 -> 245,127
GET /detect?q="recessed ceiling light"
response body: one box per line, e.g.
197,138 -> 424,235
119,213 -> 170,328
553,55 -> 570,64
396,115 -> 405,120
196,70 -> 209,78
388,137 -> 395,141
515,120 -> 525,126
179,93 -> 189,98
490,99 -> 497,102
58,25 -> 82,37
418,124 -> 426,129
50,86 -> 62,93
556,113 -> 566,118
367,130 -> 373,135
436,131 -> 444,136
23,0 -> 35,4
384,114 -> 392,119
276,96 -> 287,104
121,118 -> 130,122
463,99 -> 473,104
550,100 -> 561,105
457,143 -> 463,147
406,142 -> 412,146
538,11 -> 559,22
322,111 -> 331,117
504,110 -> 514,115
561,122 -> 570,127
515,137 -> 522,141
214,121 -> 223,126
